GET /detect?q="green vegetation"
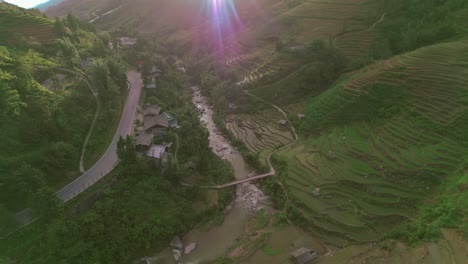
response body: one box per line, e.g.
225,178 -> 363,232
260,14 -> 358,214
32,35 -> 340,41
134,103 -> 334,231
0,33 -> 236,262
212,0 -> 468,256
0,5 -> 118,217
369,0 -> 468,58
263,245 -> 285,256
249,40 -> 347,106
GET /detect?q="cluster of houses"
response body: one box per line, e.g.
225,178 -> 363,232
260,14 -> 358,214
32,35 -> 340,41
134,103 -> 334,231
134,104 -> 179,165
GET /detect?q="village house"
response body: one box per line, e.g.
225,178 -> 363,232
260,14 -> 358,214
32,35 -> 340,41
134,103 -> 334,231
135,134 -> 155,154
144,105 -> 162,117
290,248 -> 318,264
146,145 -> 168,167
161,112 -> 178,128
144,115 -> 169,136
41,74 -> 67,91
151,66 -> 162,78
298,113 -> 305,120
278,119 -> 288,126
119,37 -> 137,47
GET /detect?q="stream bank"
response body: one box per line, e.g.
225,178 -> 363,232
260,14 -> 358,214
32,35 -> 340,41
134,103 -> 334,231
145,86 -> 266,264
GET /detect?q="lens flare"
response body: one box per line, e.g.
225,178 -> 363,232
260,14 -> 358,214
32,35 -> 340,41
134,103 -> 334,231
201,0 -> 243,61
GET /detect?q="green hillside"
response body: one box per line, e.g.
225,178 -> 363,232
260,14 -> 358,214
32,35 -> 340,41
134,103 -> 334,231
0,3 -> 56,45
0,3 -> 125,214
216,0 -> 468,260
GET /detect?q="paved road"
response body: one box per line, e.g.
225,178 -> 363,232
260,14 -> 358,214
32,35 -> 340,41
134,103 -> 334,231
56,71 -> 142,202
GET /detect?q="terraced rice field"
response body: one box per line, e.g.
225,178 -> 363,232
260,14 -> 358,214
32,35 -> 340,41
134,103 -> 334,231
341,41 -> 468,125
334,30 -> 373,58
276,40 -> 468,246
278,119 -> 465,245
0,11 -> 56,45
228,0 -> 379,84
226,109 -> 294,153
318,229 -> 468,263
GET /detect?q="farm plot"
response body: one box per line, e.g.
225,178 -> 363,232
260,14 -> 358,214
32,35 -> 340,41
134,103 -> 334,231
226,109 -> 294,153
0,12 -> 56,44
339,40 -> 468,126
334,30 -> 373,59
277,101 -> 466,246
230,0 -> 379,85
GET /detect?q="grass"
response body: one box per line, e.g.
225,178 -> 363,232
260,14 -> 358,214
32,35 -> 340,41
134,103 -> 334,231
263,245 -> 285,256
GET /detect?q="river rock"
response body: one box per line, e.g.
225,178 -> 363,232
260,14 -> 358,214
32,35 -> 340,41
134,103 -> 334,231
258,196 -> 273,205
170,236 -> 183,249
184,242 -> 197,255
172,249 -> 181,261
236,183 -> 265,212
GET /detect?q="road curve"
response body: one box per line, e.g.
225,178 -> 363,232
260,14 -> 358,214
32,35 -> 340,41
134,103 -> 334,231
56,71 -> 142,202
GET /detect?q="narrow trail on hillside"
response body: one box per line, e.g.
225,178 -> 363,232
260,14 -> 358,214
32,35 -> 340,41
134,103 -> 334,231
368,13 -> 386,31
29,66 -> 100,174
59,69 -> 101,173
243,90 -> 297,223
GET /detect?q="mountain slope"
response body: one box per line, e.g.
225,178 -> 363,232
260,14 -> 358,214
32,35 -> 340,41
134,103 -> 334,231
0,3 -> 56,45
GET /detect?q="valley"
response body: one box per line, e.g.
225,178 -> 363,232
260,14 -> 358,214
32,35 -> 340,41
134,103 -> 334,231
0,0 -> 467,263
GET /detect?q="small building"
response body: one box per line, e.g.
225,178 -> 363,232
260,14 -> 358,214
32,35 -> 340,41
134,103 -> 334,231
151,67 -> 162,78
135,134 -> 155,152
144,105 -> 161,117
145,81 -> 157,89
290,248 -> 318,264
161,112 -> 178,128
119,37 -> 137,46
298,113 -> 305,120
147,145 -> 165,160
279,119 -> 288,126
144,116 -> 169,135
41,74 -> 67,91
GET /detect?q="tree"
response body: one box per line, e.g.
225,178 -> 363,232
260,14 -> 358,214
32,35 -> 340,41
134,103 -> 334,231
117,136 -> 136,164
0,204 -> 17,234
31,185 -> 62,219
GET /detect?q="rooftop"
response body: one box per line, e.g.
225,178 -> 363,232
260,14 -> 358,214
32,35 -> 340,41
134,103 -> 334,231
41,74 -> 67,91
147,145 -> 165,159
290,248 -> 318,264
135,134 -> 155,147
144,105 -> 161,116
144,116 -> 169,130
119,37 -> 137,46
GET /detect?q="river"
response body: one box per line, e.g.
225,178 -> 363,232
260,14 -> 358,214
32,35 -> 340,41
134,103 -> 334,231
146,86 -> 265,264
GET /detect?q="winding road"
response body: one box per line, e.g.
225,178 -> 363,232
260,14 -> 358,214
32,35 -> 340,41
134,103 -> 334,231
56,71 -> 142,202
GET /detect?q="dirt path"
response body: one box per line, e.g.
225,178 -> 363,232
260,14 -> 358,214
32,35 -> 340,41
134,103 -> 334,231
368,13 -> 386,31
66,70 -> 101,174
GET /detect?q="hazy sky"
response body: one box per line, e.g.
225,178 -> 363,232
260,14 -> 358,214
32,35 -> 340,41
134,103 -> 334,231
4,0 -> 50,8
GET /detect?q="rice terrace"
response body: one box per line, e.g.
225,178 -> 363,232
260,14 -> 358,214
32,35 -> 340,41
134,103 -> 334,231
0,0 -> 467,263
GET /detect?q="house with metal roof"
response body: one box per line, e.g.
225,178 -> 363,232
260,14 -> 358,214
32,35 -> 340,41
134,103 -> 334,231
161,112 -> 178,128
290,248 -> 318,264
